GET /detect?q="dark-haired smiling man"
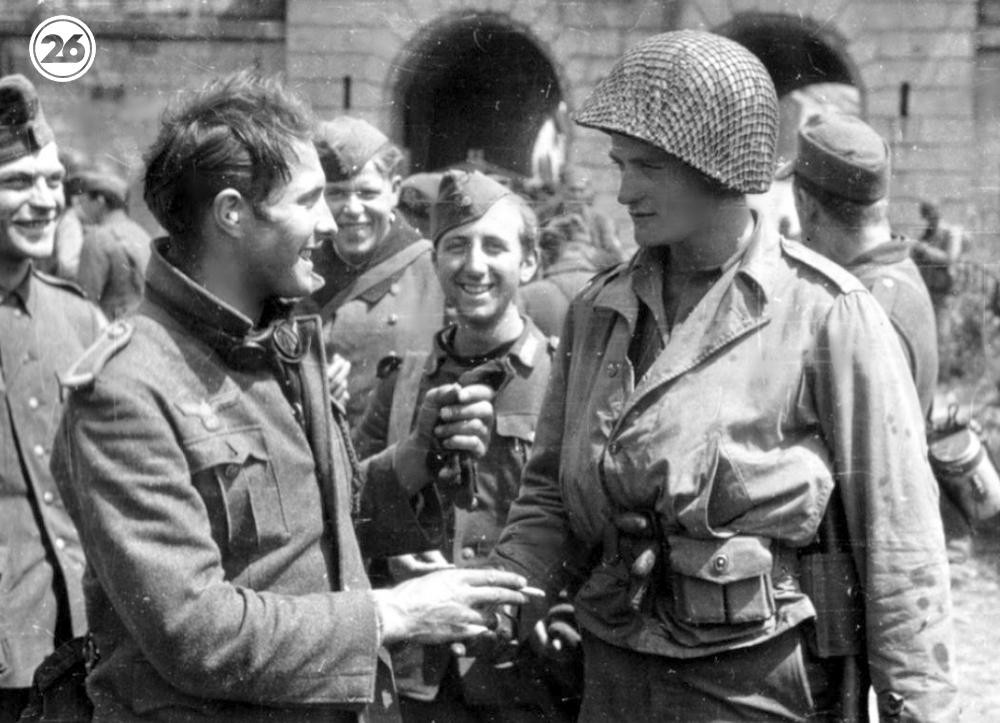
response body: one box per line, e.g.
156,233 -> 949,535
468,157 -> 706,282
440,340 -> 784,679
50,72 -> 535,722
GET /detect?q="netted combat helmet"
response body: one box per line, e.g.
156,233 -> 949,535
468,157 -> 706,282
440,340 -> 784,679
576,30 -> 778,194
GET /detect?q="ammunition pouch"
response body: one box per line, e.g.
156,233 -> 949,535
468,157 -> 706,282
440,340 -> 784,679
667,535 -> 776,626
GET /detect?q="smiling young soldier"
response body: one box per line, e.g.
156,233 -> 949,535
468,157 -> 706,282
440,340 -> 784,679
0,74 -> 105,723
305,117 -> 445,426
354,170 -> 571,721
488,31 -> 957,721
49,73 -> 535,721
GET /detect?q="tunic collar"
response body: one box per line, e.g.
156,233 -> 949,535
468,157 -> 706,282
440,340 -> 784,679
145,238 -> 301,368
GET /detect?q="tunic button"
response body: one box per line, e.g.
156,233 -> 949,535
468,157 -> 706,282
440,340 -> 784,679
389,282 -> 401,295
54,537 -> 66,551
33,444 -> 45,457
42,490 -> 55,505
13,308 -> 22,317
607,362 -> 619,377
28,397 -> 39,409
387,314 -> 399,326
608,441 -> 620,455
223,463 -> 241,479
712,554 -> 729,574
460,547 -> 475,560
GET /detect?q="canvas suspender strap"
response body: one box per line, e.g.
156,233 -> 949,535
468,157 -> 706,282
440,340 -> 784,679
387,351 -> 432,446
321,240 -> 432,318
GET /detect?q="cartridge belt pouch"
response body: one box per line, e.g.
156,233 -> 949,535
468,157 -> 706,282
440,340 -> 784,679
667,535 -> 776,626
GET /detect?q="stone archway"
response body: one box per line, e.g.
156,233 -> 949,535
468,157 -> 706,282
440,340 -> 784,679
391,13 -> 563,178
713,13 -> 865,234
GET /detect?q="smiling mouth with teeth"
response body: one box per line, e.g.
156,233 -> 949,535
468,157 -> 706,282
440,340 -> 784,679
459,283 -> 493,294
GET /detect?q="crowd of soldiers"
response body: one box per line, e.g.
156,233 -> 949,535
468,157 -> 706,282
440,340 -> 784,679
0,29 -> 967,722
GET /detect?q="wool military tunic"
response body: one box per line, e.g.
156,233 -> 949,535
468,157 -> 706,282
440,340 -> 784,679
846,238 -> 938,417
0,268 -> 104,690
305,217 -> 445,428
51,241 -> 426,721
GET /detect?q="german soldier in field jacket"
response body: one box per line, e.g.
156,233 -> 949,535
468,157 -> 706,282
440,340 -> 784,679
50,72 -> 535,722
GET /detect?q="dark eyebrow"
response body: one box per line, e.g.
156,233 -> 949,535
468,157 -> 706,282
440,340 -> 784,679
298,185 -> 324,204
0,172 -> 33,183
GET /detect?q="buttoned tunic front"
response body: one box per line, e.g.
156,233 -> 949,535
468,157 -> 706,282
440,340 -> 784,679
0,268 -> 103,689
51,241 -> 423,721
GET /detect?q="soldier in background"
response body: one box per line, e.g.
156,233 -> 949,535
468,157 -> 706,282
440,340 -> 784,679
74,166 -> 152,319
537,165 -> 627,264
489,31 -> 956,721
782,112 -> 938,415
519,212 -> 605,336
397,172 -> 443,240
356,170 -> 569,722
911,198 -> 965,378
306,117 -> 445,426
0,74 -> 105,722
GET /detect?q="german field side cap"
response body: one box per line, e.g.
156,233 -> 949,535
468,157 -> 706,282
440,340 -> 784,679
400,172 -> 443,211
776,112 -> 890,203
314,116 -> 391,182
431,169 -> 512,244
576,30 -> 778,194
0,74 -> 55,166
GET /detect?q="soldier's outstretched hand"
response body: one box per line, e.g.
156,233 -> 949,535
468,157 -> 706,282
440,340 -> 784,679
372,568 -> 532,646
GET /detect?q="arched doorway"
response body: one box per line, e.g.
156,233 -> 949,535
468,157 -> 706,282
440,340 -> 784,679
716,13 -> 864,235
393,14 -> 562,179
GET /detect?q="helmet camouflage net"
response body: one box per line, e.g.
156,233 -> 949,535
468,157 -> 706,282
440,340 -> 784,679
576,30 -> 778,194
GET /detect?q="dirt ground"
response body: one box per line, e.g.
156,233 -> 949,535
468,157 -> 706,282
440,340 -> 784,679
951,529 -> 1000,722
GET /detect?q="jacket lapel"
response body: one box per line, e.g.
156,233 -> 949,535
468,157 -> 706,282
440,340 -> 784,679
620,223 -> 779,420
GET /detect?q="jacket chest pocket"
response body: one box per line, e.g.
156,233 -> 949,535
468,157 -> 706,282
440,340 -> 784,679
185,428 -> 291,556
494,413 -> 535,476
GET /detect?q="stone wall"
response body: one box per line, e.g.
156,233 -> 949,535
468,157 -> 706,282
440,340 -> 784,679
0,1 -> 986,241
287,0 -> 981,241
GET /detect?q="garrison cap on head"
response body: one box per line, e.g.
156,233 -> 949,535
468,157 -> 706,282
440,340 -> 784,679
399,172 -> 444,211
776,113 -> 890,203
76,167 -> 130,204
0,74 -> 55,166
431,169 -> 512,243
314,116 -> 391,182
575,30 -> 778,194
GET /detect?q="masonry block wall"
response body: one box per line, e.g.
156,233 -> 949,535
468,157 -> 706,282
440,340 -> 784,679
0,0 -> 988,242
674,0 -> 980,242
286,0 -> 671,243
1,8 -> 284,234
287,0 -> 981,243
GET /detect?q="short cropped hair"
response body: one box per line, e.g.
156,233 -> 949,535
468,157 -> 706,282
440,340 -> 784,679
143,71 -> 315,242
498,195 -> 539,261
794,173 -> 886,230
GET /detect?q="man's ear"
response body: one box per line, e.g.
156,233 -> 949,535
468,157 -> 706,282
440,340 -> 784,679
388,174 -> 403,208
519,245 -> 540,285
212,189 -> 246,237
792,183 -> 818,224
